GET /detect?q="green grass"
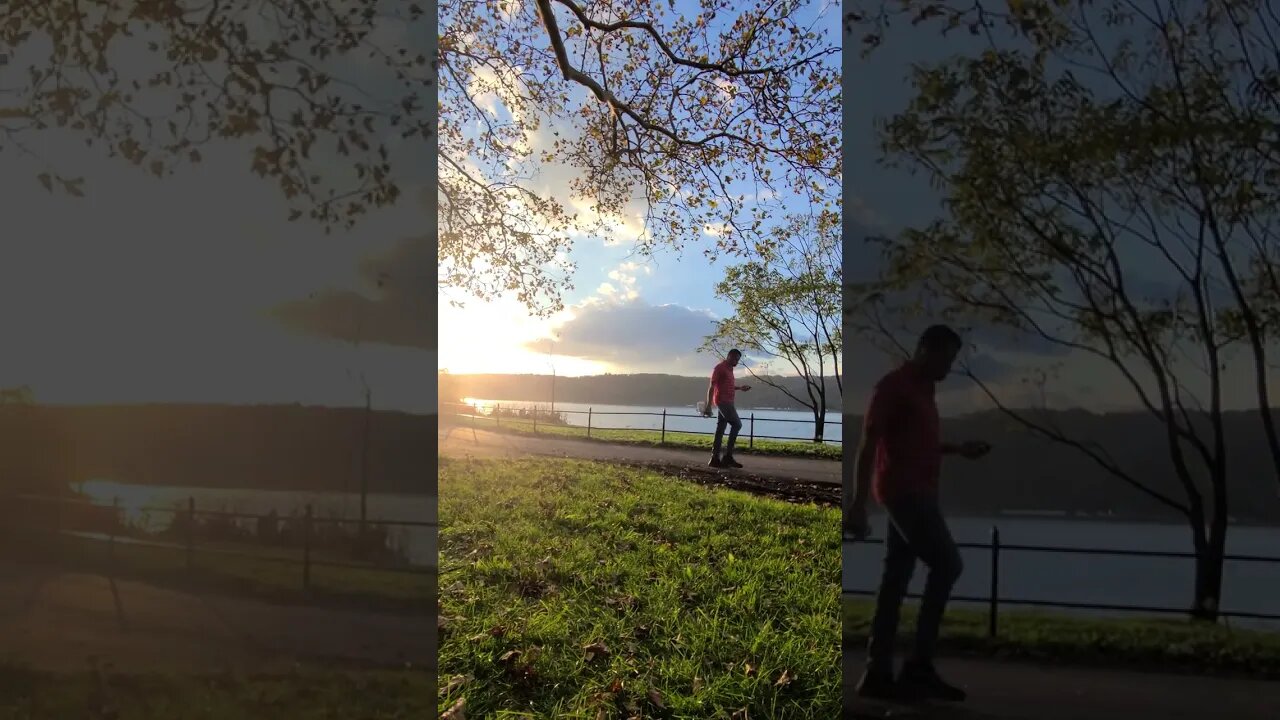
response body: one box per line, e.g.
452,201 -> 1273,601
0,665 -> 430,719
438,456 -> 841,719
3,532 -> 431,614
843,595 -> 1280,678
454,413 -> 842,460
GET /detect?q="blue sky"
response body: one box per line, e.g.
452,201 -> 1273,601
438,0 -> 840,378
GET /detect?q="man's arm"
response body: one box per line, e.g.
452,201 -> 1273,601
705,371 -> 717,410
853,424 -> 879,508
852,384 -> 892,509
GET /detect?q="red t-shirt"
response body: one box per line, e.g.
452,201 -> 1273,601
711,360 -> 736,405
865,363 -> 941,503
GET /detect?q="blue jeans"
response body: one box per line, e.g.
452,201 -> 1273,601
712,402 -> 742,457
866,493 -> 964,669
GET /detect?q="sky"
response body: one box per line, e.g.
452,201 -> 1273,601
845,8 -> 1280,414
0,14 -> 437,413
437,0 -> 841,379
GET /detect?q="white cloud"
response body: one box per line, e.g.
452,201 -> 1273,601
703,222 -> 731,238
531,299 -> 720,374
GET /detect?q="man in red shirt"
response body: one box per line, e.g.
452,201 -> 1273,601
703,349 -> 751,467
846,325 -> 991,702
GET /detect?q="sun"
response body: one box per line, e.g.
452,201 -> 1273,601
437,294 -> 608,376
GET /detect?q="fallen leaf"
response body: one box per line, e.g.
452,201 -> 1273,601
583,642 -> 611,662
442,674 -> 471,694
489,625 -> 507,638
608,678 -> 624,693
498,650 -> 522,664
647,688 -> 666,709
730,708 -> 749,720
466,633 -> 487,643
440,697 -> 466,720
775,669 -> 794,687
744,662 -> 757,677
692,676 -> 704,693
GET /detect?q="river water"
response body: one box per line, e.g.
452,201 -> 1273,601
461,398 -> 843,444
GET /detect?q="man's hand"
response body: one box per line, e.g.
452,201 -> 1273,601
957,440 -> 992,460
844,501 -> 872,541
737,384 -> 751,391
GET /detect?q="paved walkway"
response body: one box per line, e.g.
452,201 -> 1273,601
438,426 -> 841,485
842,651 -> 1280,719
0,563 -> 432,673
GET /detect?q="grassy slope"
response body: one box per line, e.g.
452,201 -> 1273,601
438,457 -> 842,718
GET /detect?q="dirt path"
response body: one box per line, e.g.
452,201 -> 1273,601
842,651 -> 1280,719
439,427 -> 842,505
0,563 -> 432,673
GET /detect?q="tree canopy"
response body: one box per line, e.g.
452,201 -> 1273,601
0,0 -> 431,223
441,0 -> 841,313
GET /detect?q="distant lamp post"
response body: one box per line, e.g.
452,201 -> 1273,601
548,339 -> 556,414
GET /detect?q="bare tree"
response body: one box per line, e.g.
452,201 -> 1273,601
703,211 -> 841,442
851,0 -> 1280,620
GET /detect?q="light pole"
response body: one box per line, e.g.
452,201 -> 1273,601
548,339 -> 556,414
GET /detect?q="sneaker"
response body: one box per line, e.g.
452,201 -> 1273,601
721,456 -> 744,468
854,666 -> 898,700
898,660 -> 966,702
708,456 -> 723,468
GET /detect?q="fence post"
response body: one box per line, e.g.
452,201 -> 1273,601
749,414 -> 755,449
533,407 -> 538,434
108,496 -> 119,566
588,408 -> 593,438
496,404 -> 500,429
186,497 -> 196,571
303,504 -> 312,590
661,409 -> 667,445
989,525 -> 1000,639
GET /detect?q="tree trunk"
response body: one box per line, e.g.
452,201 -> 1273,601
1189,518 -> 1226,622
812,409 -> 825,443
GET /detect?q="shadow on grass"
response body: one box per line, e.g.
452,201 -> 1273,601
0,539 -> 432,617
